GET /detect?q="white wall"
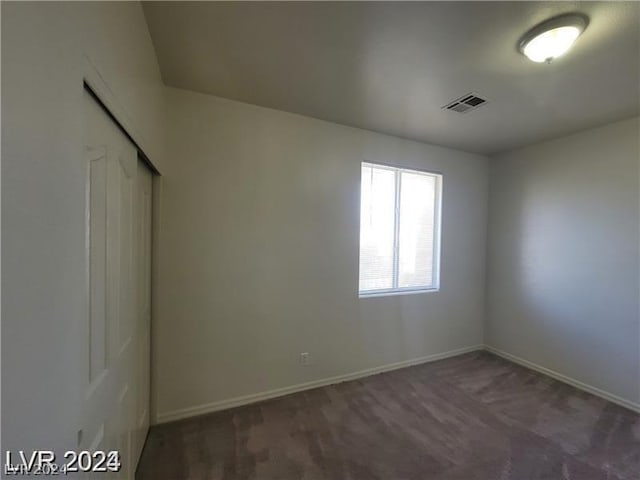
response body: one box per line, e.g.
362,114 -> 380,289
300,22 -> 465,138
6,0 -> 633,445
486,117 -> 640,406
153,87 -> 488,422
2,1 -> 164,455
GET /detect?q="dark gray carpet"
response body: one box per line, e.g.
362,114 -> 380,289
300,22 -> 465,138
137,351 -> 640,479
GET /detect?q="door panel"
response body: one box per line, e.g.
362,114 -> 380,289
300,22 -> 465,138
82,89 -> 152,479
117,385 -> 132,480
89,155 -> 108,382
134,160 -> 153,462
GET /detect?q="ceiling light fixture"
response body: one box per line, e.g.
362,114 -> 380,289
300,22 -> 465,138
519,13 -> 588,63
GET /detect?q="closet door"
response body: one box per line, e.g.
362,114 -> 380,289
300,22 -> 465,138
134,159 -> 152,463
81,88 -> 149,479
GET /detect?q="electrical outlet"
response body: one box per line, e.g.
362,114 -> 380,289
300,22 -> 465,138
300,352 -> 310,365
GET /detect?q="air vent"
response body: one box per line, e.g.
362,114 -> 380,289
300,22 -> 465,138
442,93 -> 488,114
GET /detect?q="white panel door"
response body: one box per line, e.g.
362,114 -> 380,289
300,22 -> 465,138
134,159 -> 152,462
81,89 -> 149,479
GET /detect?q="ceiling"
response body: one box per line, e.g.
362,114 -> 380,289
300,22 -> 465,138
143,1 -> 640,155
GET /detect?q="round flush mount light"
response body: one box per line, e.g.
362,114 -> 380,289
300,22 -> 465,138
519,13 -> 588,63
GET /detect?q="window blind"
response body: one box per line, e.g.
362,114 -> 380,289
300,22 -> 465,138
359,163 -> 441,295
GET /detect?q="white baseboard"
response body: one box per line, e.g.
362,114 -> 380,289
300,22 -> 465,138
155,344 -> 484,424
484,345 -> 640,414
156,343 -> 639,424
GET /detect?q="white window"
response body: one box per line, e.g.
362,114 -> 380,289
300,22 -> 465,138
358,162 -> 442,297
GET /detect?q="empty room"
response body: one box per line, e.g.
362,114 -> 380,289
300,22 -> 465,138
2,1 -> 639,479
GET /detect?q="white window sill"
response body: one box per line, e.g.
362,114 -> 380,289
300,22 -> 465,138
359,287 -> 440,299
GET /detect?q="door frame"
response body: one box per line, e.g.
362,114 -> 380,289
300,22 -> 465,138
83,55 -> 158,175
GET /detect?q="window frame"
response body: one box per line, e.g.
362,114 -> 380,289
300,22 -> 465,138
358,162 -> 443,298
